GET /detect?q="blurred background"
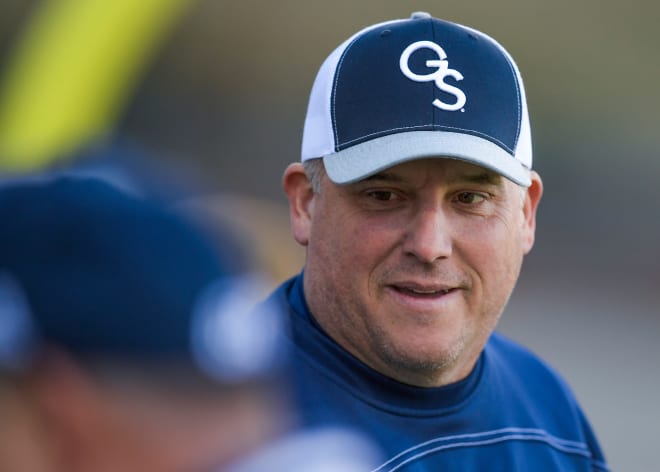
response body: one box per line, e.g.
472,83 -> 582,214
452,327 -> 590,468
0,1 -> 657,470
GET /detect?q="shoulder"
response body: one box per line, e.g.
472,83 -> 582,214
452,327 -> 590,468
484,332 -> 589,424
487,331 -> 561,374
486,331 -> 571,391
262,276 -> 297,310
485,333 -> 608,468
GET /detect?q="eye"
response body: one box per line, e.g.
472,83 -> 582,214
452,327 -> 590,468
456,192 -> 487,205
366,190 -> 398,201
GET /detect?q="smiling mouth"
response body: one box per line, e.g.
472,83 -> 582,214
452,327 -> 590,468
391,285 -> 455,297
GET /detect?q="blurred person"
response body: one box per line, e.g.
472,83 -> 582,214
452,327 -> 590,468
264,12 -> 610,471
0,176 -> 380,471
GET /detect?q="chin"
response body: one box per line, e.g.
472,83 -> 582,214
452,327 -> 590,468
384,343 -> 463,376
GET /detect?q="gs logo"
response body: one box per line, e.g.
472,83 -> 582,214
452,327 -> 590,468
399,41 -> 467,112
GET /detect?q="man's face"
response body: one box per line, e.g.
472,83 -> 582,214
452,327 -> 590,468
285,158 -> 542,387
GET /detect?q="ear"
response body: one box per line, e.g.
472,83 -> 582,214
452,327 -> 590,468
521,171 -> 543,254
282,162 -> 316,247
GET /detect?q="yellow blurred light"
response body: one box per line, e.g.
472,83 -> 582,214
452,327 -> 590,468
0,0 -> 190,172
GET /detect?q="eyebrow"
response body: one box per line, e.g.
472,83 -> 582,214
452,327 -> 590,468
460,172 -> 502,185
362,172 -> 403,183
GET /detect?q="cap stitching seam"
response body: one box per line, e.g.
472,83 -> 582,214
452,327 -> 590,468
503,55 -> 522,145
494,45 -> 522,146
331,36 -> 363,150
337,125 -> 514,154
459,25 -> 523,148
330,18 -> 409,151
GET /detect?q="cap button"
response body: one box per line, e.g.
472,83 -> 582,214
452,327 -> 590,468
410,11 -> 432,20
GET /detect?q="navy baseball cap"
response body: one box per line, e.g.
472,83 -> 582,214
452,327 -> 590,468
0,176 -> 285,383
301,12 -> 532,186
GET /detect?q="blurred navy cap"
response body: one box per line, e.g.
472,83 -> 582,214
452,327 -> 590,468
0,176 -> 285,383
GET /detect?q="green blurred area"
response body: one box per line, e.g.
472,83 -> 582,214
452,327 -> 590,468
1,1 -> 658,471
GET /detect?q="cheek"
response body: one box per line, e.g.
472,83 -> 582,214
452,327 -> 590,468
456,215 -> 525,291
468,206 -> 527,253
320,208 -> 400,258
310,215 -> 403,307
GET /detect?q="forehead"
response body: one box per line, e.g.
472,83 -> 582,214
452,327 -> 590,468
358,158 -> 504,185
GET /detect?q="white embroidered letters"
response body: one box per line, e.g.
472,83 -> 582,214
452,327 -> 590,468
399,40 -> 467,111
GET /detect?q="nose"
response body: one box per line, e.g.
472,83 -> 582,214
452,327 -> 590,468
402,204 -> 453,263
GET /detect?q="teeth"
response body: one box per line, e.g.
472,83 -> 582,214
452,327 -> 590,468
410,288 -> 449,295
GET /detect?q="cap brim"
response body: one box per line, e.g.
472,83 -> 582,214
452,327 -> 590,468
322,131 -> 531,187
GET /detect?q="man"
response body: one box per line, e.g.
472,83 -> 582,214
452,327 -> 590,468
0,176 -> 380,471
269,12 -> 610,471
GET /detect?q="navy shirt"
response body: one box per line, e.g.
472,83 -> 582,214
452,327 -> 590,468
267,274 -> 609,471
